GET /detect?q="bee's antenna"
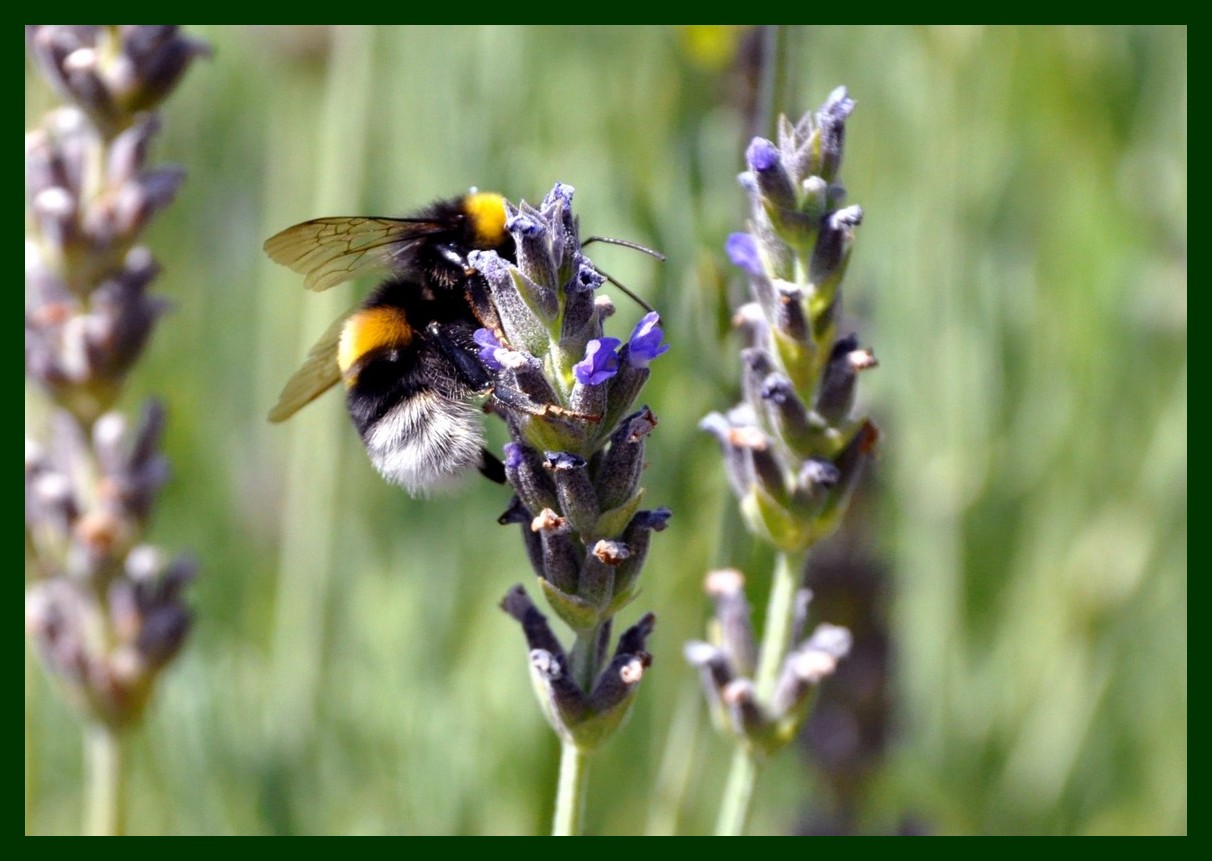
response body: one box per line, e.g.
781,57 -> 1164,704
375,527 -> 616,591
593,265 -> 655,313
582,235 -> 666,262
581,236 -> 664,314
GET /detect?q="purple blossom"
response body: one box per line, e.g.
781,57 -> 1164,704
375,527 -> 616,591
504,209 -> 544,239
725,233 -> 763,277
821,85 -> 855,123
542,181 -> 575,212
746,137 -> 780,172
474,328 -> 506,370
573,337 -> 621,386
571,259 -> 606,293
626,312 -> 670,368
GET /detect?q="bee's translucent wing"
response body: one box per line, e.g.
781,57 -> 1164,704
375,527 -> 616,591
263,216 -> 447,292
268,312 -> 351,423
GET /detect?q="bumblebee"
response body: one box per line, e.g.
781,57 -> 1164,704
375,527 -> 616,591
264,191 -> 515,495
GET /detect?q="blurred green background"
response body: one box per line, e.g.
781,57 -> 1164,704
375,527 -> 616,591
25,25 -> 1186,835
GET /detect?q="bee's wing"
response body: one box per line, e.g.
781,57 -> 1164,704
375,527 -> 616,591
267,311 -> 351,423
263,216 -> 448,292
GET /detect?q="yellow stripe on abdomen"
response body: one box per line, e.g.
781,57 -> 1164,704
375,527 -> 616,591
338,306 -> 413,383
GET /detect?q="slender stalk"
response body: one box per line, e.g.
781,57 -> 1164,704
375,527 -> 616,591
26,649 -> 37,834
714,550 -> 805,835
754,552 -> 804,700
749,25 -> 787,141
716,745 -> 758,836
552,624 -> 605,835
83,721 -> 125,836
553,741 -> 590,836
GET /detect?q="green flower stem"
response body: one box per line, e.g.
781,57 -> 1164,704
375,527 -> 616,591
715,549 -> 805,835
553,740 -> 590,836
549,623 -> 607,835
83,720 -> 125,836
755,551 -> 804,701
716,746 -> 758,836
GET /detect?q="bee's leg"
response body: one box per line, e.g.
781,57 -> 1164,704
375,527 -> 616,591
425,320 -> 493,392
422,320 -> 594,425
423,321 -> 507,486
463,271 -> 505,339
478,448 -> 506,484
489,383 -> 600,424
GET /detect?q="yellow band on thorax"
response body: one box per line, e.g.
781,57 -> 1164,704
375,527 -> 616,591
465,191 -> 507,248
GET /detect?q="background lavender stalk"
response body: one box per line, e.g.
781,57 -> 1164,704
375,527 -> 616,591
476,184 -> 670,835
688,87 -> 877,835
24,26 -> 206,835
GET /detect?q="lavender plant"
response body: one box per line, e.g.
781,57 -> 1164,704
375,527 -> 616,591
473,183 -> 670,835
687,87 -> 878,835
24,25 -> 207,835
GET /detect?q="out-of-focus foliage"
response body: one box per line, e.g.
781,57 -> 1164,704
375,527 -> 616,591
25,25 -> 1185,835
